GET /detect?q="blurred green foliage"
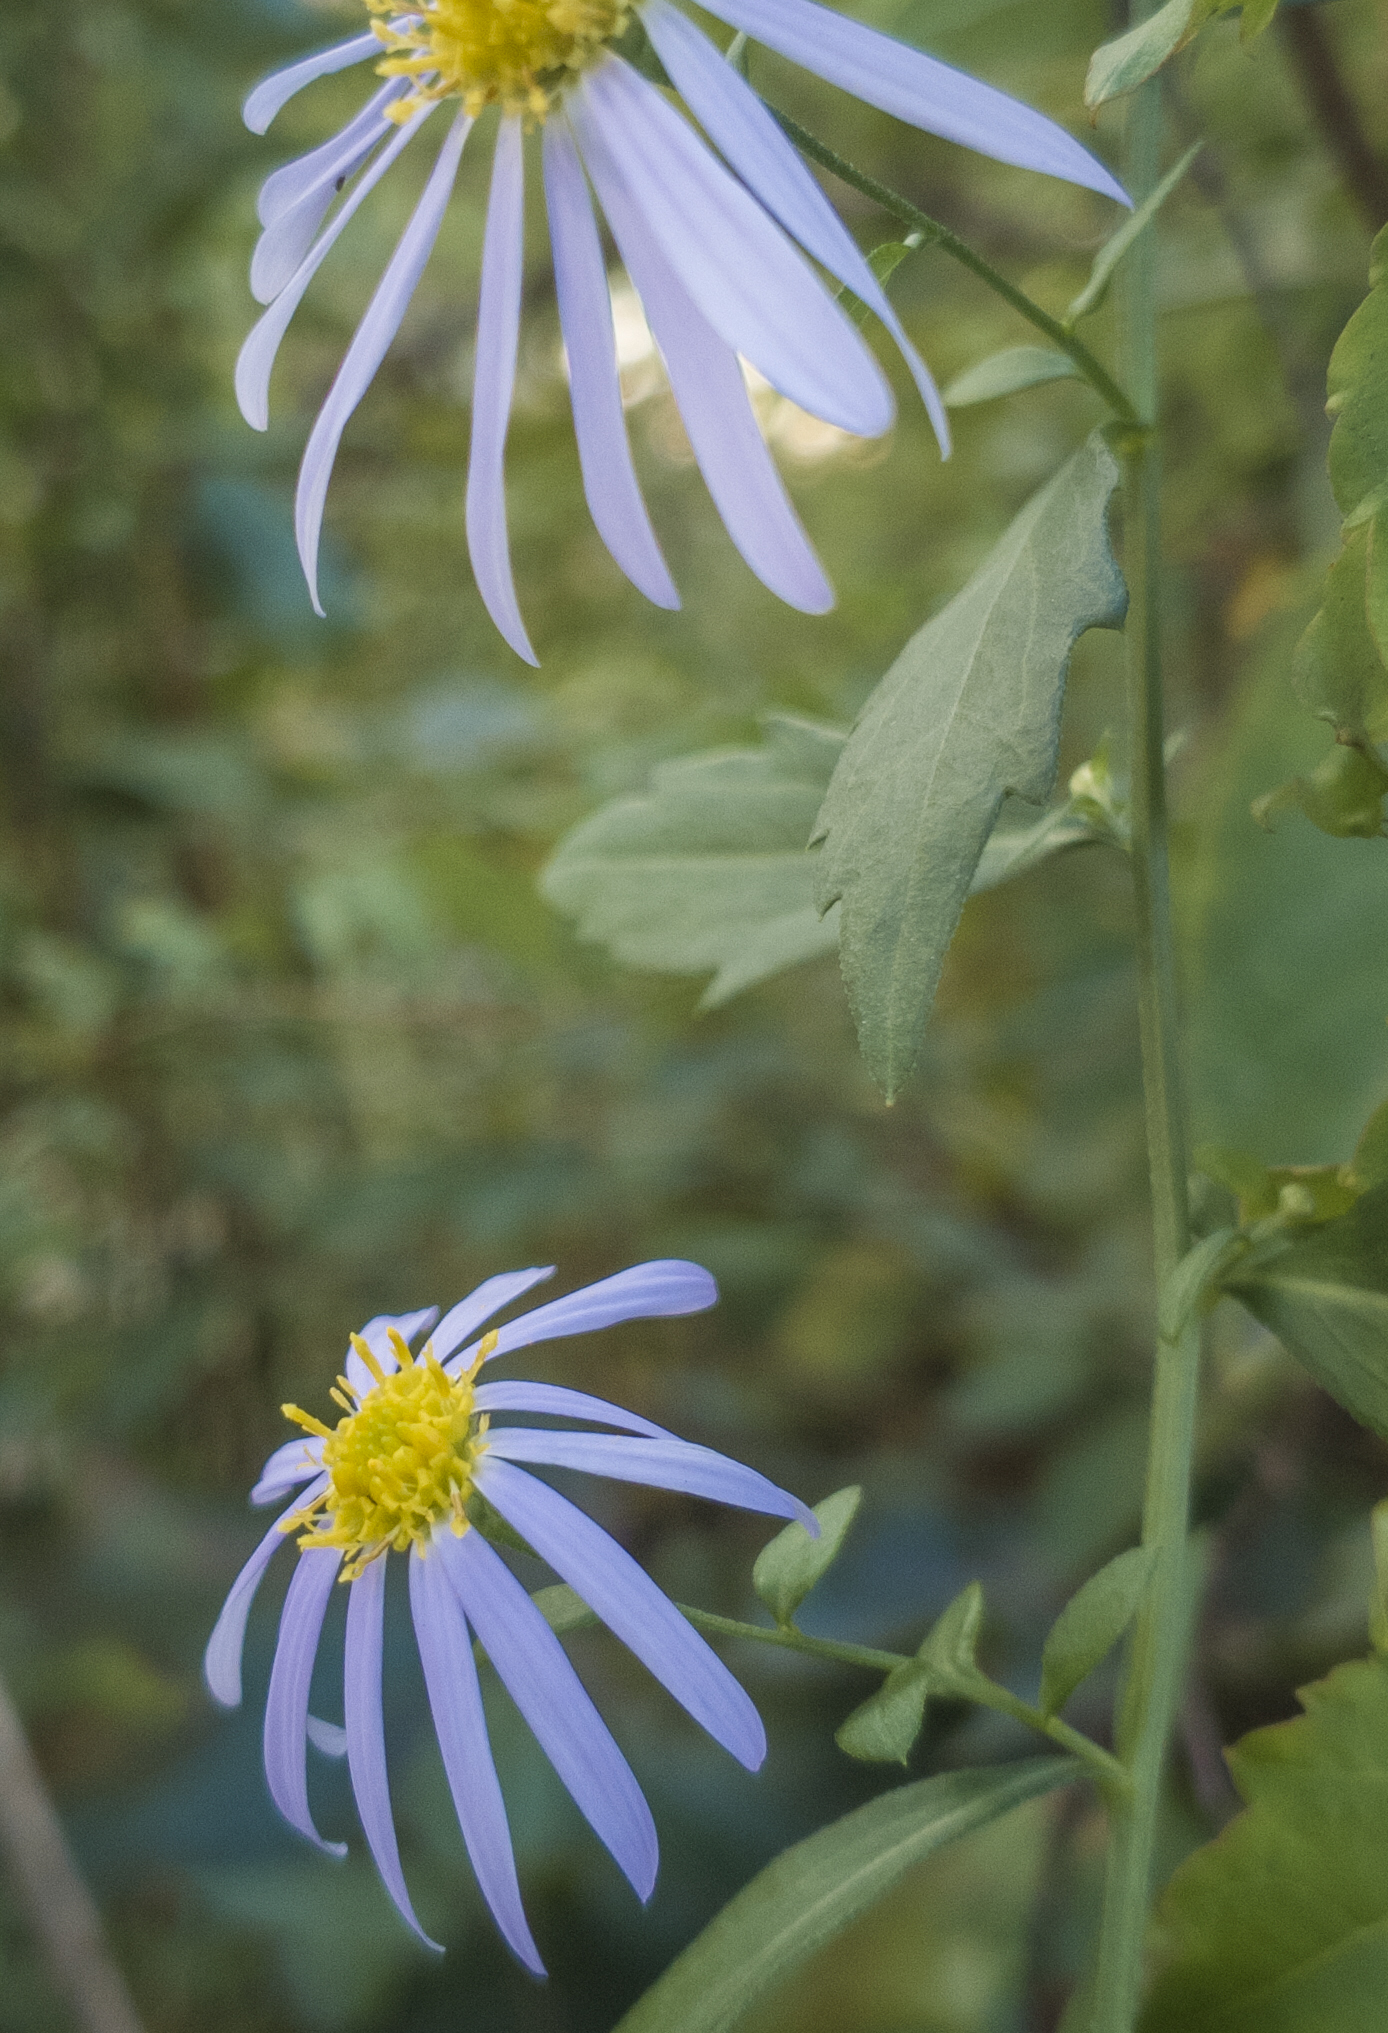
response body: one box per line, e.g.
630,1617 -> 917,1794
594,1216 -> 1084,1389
0,0 -> 1385,2029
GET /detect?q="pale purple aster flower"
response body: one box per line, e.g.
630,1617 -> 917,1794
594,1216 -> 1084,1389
240,0 -> 1128,660
204,1260 -> 816,1965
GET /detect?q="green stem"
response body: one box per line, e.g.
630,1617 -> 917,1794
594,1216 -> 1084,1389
677,1606 -> 1128,1793
767,104 -> 1140,424
1087,51 -> 1201,2033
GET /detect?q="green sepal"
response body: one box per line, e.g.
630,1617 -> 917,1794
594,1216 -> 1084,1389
1197,1144 -> 1367,1226
752,1486 -> 863,1628
1038,1545 -> 1155,1719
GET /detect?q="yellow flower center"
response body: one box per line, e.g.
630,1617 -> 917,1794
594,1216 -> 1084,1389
366,0 -> 630,123
281,1328 -> 496,1579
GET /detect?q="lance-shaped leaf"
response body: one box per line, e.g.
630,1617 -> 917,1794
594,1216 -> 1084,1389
1140,1654 -> 1388,2031
1039,1544 -> 1154,1718
812,433 -> 1126,1099
540,714 -> 844,1007
612,1760 -> 1075,2033
1066,143 -> 1202,326
753,1486 -> 862,1627
942,347 -> 1080,409
1224,1182 -> 1388,1439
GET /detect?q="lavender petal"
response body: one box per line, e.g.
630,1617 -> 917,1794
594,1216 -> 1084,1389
444,1261 -> 717,1375
439,1528 -> 658,1899
251,107 -> 397,305
236,104 -> 435,434
557,124 -> 833,613
542,121 -> 680,609
409,1546 -> 545,1972
641,0 -> 949,453
258,81 -> 404,226
482,1430 -> 817,1530
251,1437 -> 325,1507
264,1547 -> 348,1855
296,111 -> 470,615
466,117 -> 536,664
476,1457 -> 765,1769
473,1381 -> 673,1441
690,0 -> 1129,204
244,35 -> 381,136
429,1269 -> 555,1367
571,59 -> 893,437
345,1558 -> 442,1948
204,1477 -> 327,1707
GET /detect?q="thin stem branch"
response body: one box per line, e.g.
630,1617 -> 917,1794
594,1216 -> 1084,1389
677,1605 -> 1128,1792
1086,36 -> 1202,2033
767,104 -> 1141,424
0,1668 -> 146,2033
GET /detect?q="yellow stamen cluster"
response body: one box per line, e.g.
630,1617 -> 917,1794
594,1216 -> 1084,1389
366,0 -> 630,123
281,1328 -> 496,1580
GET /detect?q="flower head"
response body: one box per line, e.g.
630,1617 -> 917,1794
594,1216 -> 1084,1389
204,1260 -> 816,1966
240,0 -> 1127,659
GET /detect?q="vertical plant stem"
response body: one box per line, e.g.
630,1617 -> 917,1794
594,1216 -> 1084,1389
0,1668 -> 146,2033
1087,39 -> 1201,2033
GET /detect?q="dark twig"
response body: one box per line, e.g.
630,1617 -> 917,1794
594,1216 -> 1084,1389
0,1669 -> 146,2033
1280,3 -> 1388,234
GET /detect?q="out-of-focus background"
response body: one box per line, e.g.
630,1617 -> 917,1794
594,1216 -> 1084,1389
1,0 -> 1385,2027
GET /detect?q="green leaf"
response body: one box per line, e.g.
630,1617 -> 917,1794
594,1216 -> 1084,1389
1225,1182 -> 1388,1438
540,713 -> 844,1007
1346,1098 -> 1388,1194
1038,1545 -> 1155,1719
1140,1654 -> 1388,2032
1158,1227 -> 1246,1343
1327,224 -> 1388,528
918,1582 -> 986,1684
1085,2 -> 1272,109
835,1662 -> 930,1764
970,798 -> 1110,891
811,432 -> 1126,1099
1066,144 -> 1202,325
941,347 -> 1081,409
611,1760 -> 1076,2033
752,1486 -> 863,1627
1370,1502 -> 1388,1655
1252,740 -> 1388,841
1290,529 -> 1388,746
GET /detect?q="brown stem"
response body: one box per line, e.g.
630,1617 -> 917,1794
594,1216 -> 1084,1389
0,1669 -> 146,2033
1281,4 -> 1388,234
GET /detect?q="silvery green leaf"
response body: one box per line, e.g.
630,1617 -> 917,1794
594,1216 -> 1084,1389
812,433 -> 1126,1098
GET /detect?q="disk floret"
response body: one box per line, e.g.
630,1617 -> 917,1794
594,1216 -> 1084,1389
367,0 -> 630,122
282,1330 -> 494,1579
